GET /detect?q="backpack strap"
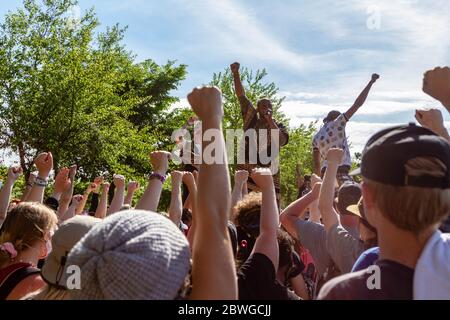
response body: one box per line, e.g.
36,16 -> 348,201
0,266 -> 40,300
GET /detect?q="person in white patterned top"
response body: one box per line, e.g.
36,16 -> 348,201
312,73 -> 380,185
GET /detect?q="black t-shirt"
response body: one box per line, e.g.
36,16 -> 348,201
318,260 -> 414,300
238,253 -> 299,300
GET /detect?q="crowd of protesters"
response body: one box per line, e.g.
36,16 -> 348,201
0,62 -> 449,300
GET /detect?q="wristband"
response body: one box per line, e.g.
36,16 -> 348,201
149,172 -> 166,184
34,176 -> 49,187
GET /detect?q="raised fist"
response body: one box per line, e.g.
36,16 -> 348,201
371,74 -> 380,82
69,165 -> 77,180
311,174 -> 322,187
171,171 -> 184,186
7,166 -> 23,182
311,182 -> 322,199
230,62 -> 240,74
54,168 -> 71,194
34,152 -> 53,177
71,194 -> 84,207
182,171 -> 196,191
235,170 -> 249,184
102,182 -> 111,192
150,151 -> 171,174
113,174 -> 125,188
415,108 -> 445,135
423,67 -> 450,109
251,168 -> 273,190
326,148 -> 344,164
87,183 -> 98,193
187,86 -> 223,122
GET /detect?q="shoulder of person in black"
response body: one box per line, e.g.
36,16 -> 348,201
319,260 -> 414,300
238,253 -> 299,300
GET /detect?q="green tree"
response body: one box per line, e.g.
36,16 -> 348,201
0,0 -> 186,185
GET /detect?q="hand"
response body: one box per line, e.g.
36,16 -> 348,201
371,73 -> 380,82
127,181 -> 140,193
102,182 -> 111,192
7,166 -> 23,183
71,194 -> 84,207
250,168 -> 273,190
311,174 -> 322,187
113,174 -> 125,188
69,165 -> 77,180
54,168 -> 71,194
93,176 -> 104,193
182,172 -> 196,191
230,62 -> 240,74
326,148 -> 344,164
311,182 -> 322,199
423,67 -> 450,108
34,152 -> 53,177
235,170 -> 249,184
171,171 -> 184,186
187,86 -> 223,122
86,183 -> 98,193
415,109 -> 446,135
150,151 -> 171,174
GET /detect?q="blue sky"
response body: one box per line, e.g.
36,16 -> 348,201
1,0 -> 450,155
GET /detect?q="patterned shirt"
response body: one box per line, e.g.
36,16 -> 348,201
236,96 -> 289,197
312,114 -> 352,170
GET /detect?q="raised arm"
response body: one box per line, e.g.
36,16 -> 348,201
423,66 -> 450,113
231,170 -> 249,218
124,181 -> 140,206
21,172 -> 36,202
344,74 -> 380,121
135,151 -> 170,212
0,166 -> 23,226
187,86 -> 237,300
415,108 -> 450,142
51,168 -> 71,203
27,152 -> 53,203
108,175 -> 125,215
95,182 -> 110,219
168,171 -> 183,227
309,174 -> 323,223
61,195 -> 83,223
75,182 -> 97,215
183,171 -> 198,248
250,168 -> 279,269
58,165 -> 77,217
230,62 -> 245,98
313,148 -> 322,176
318,148 -> 343,232
280,183 -> 321,238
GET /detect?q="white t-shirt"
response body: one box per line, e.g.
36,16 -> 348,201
312,114 -> 352,170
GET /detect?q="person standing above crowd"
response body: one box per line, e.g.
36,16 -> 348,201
312,74 -> 380,186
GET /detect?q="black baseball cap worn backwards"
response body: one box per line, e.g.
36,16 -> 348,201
350,123 -> 450,189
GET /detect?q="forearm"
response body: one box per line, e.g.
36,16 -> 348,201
27,174 -> 49,203
108,187 -> 125,215
0,180 -> 14,220
259,185 -> 279,234
168,182 -> 182,226
282,192 -> 317,220
21,185 -> 32,201
135,177 -> 164,212
313,151 -> 321,176
309,199 -> 321,223
124,190 -> 135,206
75,192 -> 90,215
61,205 -> 77,223
95,192 -> 108,219
318,162 -> 340,230
242,181 -> 248,196
230,180 -> 245,216
232,72 -> 245,97
186,186 -> 197,249
346,80 -> 375,119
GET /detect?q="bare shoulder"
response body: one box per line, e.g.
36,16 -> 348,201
7,274 -> 46,300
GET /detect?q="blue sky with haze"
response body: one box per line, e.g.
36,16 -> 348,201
1,0 -> 450,155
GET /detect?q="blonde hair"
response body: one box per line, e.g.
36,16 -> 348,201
23,284 -> 69,300
0,202 -> 58,267
364,157 -> 450,234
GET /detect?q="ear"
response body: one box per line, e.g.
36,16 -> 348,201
38,240 -> 48,260
361,181 -> 378,227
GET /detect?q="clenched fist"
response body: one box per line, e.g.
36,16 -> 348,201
113,174 -> 125,188
235,170 -> 249,184
415,108 -> 446,135
127,181 -> 140,193
251,168 -> 273,190
187,86 -> 223,122
230,62 -> 240,74
54,168 -> 71,194
35,152 -> 53,178
423,67 -> 450,109
326,148 -> 344,164
171,171 -> 184,186
7,166 -> 23,183
371,74 -> 380,82
150,151 -> 171,174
